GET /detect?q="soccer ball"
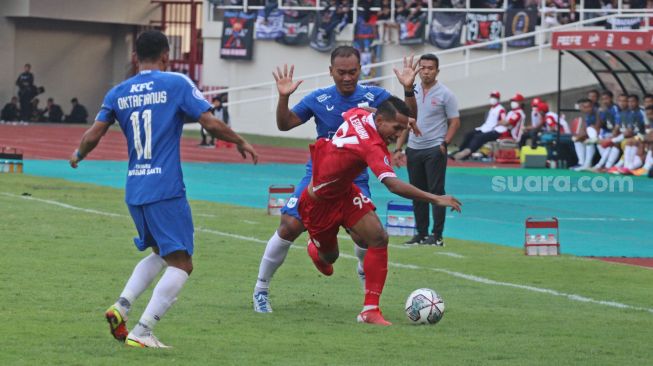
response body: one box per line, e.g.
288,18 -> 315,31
405,288 -> 445,325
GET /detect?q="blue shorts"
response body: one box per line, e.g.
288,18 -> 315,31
127,196 -> 194,257
280,171 -> 371,222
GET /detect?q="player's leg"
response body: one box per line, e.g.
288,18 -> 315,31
299,189 -> 341,275
126,197 -> 194,348
105,204 -> 167,342
253,175 -> 310,312
350,179 -> 374,287
347,210 -> 391,326
425,145 -> 447,246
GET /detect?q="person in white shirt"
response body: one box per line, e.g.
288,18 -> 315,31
452,91 -> 505,159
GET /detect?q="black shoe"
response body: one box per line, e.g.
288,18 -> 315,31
420,235 -> 436,245
404,235 -> 426,245
434,237 -> 445,247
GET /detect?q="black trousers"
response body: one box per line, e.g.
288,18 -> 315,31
466,131 -> 501,153
406,145 -> 447,238
459,129 -> 483,151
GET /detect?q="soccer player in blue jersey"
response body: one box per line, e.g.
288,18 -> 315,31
69,30 -> 258,348
252,46 -> 394,313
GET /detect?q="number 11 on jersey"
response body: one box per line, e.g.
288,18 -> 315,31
130,109 -> 152,160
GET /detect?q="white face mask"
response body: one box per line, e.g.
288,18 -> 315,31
489,97 -> 499,105
511,101 -> 521,110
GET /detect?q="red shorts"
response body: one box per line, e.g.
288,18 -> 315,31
298,184 -> 376,254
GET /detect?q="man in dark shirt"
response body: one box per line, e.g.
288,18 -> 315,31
1,96 -> 20,121
65,98 -> 89,123
43,98 -> 64,123
16,63 -> 35,121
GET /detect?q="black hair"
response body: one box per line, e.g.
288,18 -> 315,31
588,89 -> 600,96
644,93 -> 653,100
135,30 -> 170,62
618,93 -> 628,98
330,46 -> 360,65
600,90 -> 613,98
71,98 -> 78,103
628,94 -> 640,101
419,53 -> 439,69
577,98 -> 591,105
212,96 -> 221,102
47,97 -> 54,103
25,63 -> 31,68
385,95 -> 410,117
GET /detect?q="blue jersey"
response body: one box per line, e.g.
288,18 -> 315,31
292,84 -> 391,139
96,70 -> 211,205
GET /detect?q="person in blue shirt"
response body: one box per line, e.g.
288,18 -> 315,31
252,46 -> 392,313
69,30 -> 258,348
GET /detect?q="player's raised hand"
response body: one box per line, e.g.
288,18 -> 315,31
393,54 -> 421,89
273,64 -> 303,97
237,141 -> 259,165
407,117 -> 422,137
435,195 -> 462,213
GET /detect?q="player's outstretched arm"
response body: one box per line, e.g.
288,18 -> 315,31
382,177 -> 461,213
272,64 -> 303,131
198,111 -> 259,164
69,121 -> 111,168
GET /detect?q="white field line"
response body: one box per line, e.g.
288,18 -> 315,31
196,213 -> 217,218
3,192 -> 652,315
435,252 -> 466,258
242,220 -> 258,225
337,234 -> 410,250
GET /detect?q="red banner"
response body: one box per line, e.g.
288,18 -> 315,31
551,30 -> 653,51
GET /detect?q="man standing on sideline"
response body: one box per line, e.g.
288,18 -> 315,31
69,30 -> 258,348
392,54 -> 460,246
252,46 -> 393,313
16,63 -> 35,121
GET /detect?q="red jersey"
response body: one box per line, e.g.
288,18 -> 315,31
309,108 -> 397,200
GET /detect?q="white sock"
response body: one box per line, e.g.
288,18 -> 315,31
594,145 -> 608,168
582,144 -> 596,168
255,231 -> 293,292
574,141 -> 585,166
133,266 -> 189,336
118,253 -> 166,315
644,151 -> 653,171
606,147 -> 621,168
354,243 -> 367,276
362,305 -> 378,312
623,146 -> 635,169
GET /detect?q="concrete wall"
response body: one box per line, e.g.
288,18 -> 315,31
0,0 -> 158,119
201,16 -> 598,139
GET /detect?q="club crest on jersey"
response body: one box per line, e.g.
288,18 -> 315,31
317,94 -> 331,103
431,97 -> 438,106
286,197 -> 298,208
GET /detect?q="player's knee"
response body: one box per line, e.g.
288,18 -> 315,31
278,214 -> 304,241
368,230 -> 389,248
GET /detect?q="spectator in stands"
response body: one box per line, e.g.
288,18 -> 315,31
200,96 -> 230,146
453,93 -> 524,161
519,97 -> 544,148
1,96 -> 20,122
643,93 -> 653,109
41,98 -> 64,123
454,91 -> 505,157
377,0 -> 398,44
570,98 -> 599,171
587,89 -> 600,110
65,98 -> 89,123
30,98 -> 42,122
16,63 -> 35,121
592,90 -> 621,171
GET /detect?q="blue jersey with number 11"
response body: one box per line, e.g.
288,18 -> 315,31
96,70 -> 211,205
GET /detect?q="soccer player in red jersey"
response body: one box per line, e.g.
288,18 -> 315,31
299,96 -> 461,326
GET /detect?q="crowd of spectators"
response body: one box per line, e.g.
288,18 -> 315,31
1,63 -> 88,123
450,88 -> 653,177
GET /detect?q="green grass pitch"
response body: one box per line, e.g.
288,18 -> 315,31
1,174 -> 652,365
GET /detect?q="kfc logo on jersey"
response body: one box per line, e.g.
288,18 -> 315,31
130,82 -> 154,93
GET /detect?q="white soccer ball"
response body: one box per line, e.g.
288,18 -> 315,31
405,288 -> 445,325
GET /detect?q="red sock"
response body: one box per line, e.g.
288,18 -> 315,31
363,246 -> 388,307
